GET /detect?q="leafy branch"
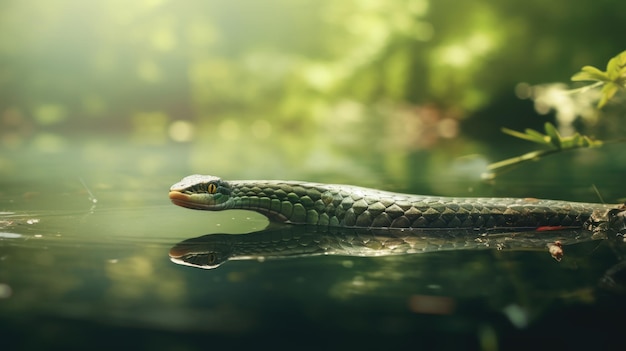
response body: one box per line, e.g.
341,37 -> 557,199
483,122 -> 602,179
571,50 -> 626,108
485,50 -> 626,179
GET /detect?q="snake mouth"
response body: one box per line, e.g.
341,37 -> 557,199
168,244 -> 188,258
169,190 -> 212,210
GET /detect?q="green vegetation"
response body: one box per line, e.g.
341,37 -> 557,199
486,51 -> 626,179
572,50 -> 626,109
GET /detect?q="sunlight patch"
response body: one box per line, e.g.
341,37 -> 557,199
168,120 -> 194,142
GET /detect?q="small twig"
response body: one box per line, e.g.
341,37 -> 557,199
484,138 -> 626,180
591,184 -> 605,204
563,81 -> 603,95
482,149 -> 560,180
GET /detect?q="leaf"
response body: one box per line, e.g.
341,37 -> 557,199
501,127 -> 550,145
570,51 -> 626,107
485,150 -> 548,172
542,122 -> 561,148
615,51 -> 626,86
597,82 -> 619,108
562,133 -> 586,149
571,133 -> 587,147
543,122 -> 560,138
615,50 -> 626,66
524,128 -> 549,140
606,50 -> 626,81
583,136 -> 603,147
571,65 -> 609,82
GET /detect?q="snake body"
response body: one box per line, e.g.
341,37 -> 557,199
169,175 -> 624,231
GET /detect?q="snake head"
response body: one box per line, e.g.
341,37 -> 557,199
169,238 -> 232,269
169,174 -> 233,210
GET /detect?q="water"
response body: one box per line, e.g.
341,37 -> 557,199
1,139 -> 626,350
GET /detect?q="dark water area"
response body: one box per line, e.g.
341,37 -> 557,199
1,139 -> 626,351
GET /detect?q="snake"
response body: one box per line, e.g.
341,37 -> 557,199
168,175 -> 626,269
169,174 -> 625,231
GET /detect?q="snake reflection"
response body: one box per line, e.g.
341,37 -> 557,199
169,226 -> 608,269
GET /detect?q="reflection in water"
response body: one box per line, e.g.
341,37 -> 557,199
169,225 -> 626,304
169,225 -> 602,269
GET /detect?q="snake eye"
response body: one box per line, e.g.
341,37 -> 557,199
207,183 -> 217,194
207,252 -> 217,265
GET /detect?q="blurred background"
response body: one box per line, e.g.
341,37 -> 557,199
2,1 -> 626,349
1,0 -> 625,197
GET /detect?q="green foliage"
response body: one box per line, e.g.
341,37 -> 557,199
484,123 -> 603,179
501,122 -> 601,150
571,50 -> 626,108
487,50 -> 625,179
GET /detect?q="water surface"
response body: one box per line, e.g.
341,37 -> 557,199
1,139 -> 625,350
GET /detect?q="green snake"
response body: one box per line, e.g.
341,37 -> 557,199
169,174 -> 625,231
168,175 -> 626,268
